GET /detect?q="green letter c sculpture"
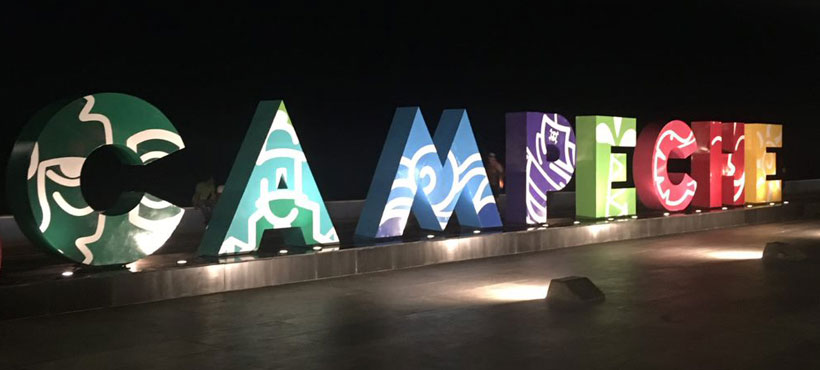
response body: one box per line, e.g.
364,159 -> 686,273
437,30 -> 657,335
7,93 -> 186,266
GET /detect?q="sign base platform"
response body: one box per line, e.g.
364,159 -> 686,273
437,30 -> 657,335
0,202 -> 808,320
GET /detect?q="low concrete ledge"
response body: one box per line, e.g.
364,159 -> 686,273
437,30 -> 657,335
0,202 -> 808,320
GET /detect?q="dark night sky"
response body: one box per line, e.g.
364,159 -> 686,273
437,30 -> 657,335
1,2 -> 818,208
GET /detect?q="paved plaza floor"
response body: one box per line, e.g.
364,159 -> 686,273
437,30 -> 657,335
2,220 -> 820,369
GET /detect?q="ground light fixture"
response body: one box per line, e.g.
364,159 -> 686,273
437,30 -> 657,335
784,201 -> 790,205
545,276 -> 605,309
722,206 -> 728,210
762,241 -> 810,263
61,271 -> 74,277
473,230 -> 481,234
663,212 -> 670,216
573,220 -> 581,225
278,249 -> 288,255
176,260 -> 187,265
313,246 -> 323,251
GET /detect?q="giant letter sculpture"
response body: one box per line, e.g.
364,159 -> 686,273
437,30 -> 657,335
355,107 -> 501,239
505,112 -> 576,225
198,101 -> 338,256
576,116 -> 636,218
7,93 -> 186,265
634,120 -> 698,211
745,124 -> 782,203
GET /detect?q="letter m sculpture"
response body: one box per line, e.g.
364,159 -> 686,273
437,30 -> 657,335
355,107 -> 502,240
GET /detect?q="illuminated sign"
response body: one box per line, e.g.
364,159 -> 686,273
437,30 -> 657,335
505,112 -> 576,225
198,101 -> 338,256
745,124 -> 782,203
634,120 -> 698,211
6,93 -> 185,266
575,116 -> 637,218
3,92 -> 788,268
355,108 -> 502,239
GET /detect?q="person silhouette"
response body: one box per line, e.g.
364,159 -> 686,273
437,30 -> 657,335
192,177 -> 217,224
485,152 -> 505,197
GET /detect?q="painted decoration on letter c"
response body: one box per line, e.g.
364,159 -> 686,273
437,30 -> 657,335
355,107 -> 501,239
634,120 -> 698,211
575,115 -> 636,218
198,100 -> 338,256
505,112 -> 576,225
745,124 -> 782,203
6,93 -> 186,265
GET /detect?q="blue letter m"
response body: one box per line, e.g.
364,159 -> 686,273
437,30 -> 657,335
355,107 -> 502,239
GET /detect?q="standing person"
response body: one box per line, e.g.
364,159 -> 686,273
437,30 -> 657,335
192,177 -> 217,225
485,152 -> 505,197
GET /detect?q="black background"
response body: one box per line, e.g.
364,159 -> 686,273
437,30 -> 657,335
2,1 -> 817,209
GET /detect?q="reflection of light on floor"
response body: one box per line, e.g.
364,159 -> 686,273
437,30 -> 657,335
704,250 -> 762,260
652,247 -> 767,264
476,283 -> 549,302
